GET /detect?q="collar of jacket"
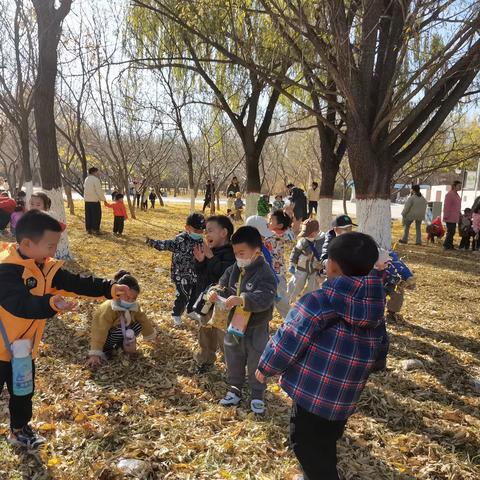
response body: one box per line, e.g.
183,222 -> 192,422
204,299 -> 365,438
240,255 -> 265,272
0,243 -> 62,272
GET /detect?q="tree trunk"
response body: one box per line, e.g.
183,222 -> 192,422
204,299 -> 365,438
342,180 -> 348,215
19,117 -> 32,201
32,0 -> 72,259
245,150 -> 261,218
64,182 -> 75,214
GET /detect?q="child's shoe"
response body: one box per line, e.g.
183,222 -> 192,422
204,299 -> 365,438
8,425 -> 46,450
250,399 -> 265,415
172,316 -> 183,327
219,389 -> 241,407
187,311 -> 201,322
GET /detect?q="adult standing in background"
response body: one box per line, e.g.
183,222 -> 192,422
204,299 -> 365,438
286,183 -> 308,235
202,179 -> 214,213
399,185 -> 427,245
307,181 -> 320,217
226,176 -> 241,196
83,167 -> 106,235
443,180 -> 462,250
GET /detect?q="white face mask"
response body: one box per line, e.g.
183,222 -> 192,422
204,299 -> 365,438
236,257 -> 253,269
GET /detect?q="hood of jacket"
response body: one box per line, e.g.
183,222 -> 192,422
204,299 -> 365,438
321,274 -> 385,329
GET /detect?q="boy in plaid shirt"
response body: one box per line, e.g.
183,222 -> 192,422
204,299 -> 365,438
256,232 -> 387,480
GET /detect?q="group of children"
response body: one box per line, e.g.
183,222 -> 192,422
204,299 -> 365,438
0,198 -> 416,480
459,206 -> 480,251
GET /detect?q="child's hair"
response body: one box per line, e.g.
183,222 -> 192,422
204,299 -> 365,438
114,269 -> 140,292
231,226 -> 262,249
235,192 -> 242,199
31,192 -> 51,211
275,195 -> 282,200
299,218 -> 320,238
328,232 -> 379,276
206,215 -> 234,240
474,203 -> 480,214
15,200 -> 25,212
271,209 -> 292,230
186,212 -> 206,230
115,193 -> 124,201
464,208 -> 472,214
15,210 -> 62,243
17,191 -> 26,198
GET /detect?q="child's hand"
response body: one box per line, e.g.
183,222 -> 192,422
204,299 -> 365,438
114,284 -> 130,299
145,237 -> 154,247
255,369 -> 267,384
207,290 -> 219,303
85,355 -> 104,368
225,295 -> 242,310
52,295 -> 77,312
193,244 -> 205,262
203,243 -> 213,259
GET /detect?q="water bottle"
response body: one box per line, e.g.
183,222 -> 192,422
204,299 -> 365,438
11,339 -> 33,396
123,329 -> 137,354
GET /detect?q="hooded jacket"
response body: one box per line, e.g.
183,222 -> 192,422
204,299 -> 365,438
195,243 -> 235,293
0,244 -> 118,362
257,274 -> 386,421
290,235 -> 325,274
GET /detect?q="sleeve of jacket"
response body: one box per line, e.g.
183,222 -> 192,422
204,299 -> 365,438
321,231 -> 333,262
148,238 -> 180,253
135,308 -> 156,340
90,302 -> 116,353
0,265 -> 57,319
240,266 -> 277,313
218,265 -> 235,296
290,241 -> 303,267
51,269 -> 115,298
257,293 -> 327,377
94,177 -> 106,202
402,196 -> 413,218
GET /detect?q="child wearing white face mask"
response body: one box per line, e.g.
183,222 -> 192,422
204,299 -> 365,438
86,270 -> 156,367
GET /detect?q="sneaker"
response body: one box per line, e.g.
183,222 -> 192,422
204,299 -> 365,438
187,311 -> 201,322
8,425 -> 46,450
196,363 -> 213,374
250,399 -> 265,415
219,390 -> 241,407
172,316 -> 183,327
398,239 -> 407,244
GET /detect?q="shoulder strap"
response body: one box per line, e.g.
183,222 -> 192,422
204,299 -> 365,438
309,241 -> 321,261
0,318 -> 12,357
119,313 -> 127,338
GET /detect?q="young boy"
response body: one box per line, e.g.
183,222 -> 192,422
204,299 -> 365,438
320,214 -> 356,270
272,195 -> 284,212
146,213 -> 205,327
193,215 -> 235,372
105,193 -> 128,235
208,226 -> 276,415
458,208 -> 474,250
226,192 -> 235,219
256,232 -> 387,480
0,210 -> 129,449
234,192 -> 244,222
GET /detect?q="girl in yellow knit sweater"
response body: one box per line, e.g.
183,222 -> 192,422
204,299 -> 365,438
86,270 -> 156,367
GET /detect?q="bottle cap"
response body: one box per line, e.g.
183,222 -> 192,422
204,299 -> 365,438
12,339 -> 31,358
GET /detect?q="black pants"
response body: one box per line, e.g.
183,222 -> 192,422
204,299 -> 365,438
0,360 -> 36,430
85,201 -> 102,232
103,321 -> 142,355
136,194 -> 141,207
0,209 -> 11,230
290,403 -> 347,480
202,198 -> 211,212
308,201 -> 318,216
113,216 -> 125,234
459,235 -> 472,250
150,199 -> 155,208
173,281 -> 196,317
443,222 -> 457,249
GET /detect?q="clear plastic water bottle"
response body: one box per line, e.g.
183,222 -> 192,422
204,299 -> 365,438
123,329 -> 137,354
11,339 -> 33,396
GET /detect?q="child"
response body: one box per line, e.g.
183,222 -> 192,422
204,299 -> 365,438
272,195 -> 284,212
458,208 -> 474,250
426,216 -> 445,244
226,191 -> 235,219
246,213 -> 291,318
208,226 -> 276,415
256,232 -> 387,480
105,193 -> 128,235
0,210 -> 129,449
29,191 -> 67,231
288,219 -> 325,302
471,203 -> 480,251
234,192 -> 244,222
146,212 -> 205,327
257,194 -> 270,217
320,215 -> 356,270
192,215 -> 236,372
10,200 -> 25,236
86,270 -> 156,367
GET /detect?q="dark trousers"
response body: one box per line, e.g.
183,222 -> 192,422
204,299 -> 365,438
459,235 -> 471,250
150,199 -> 155,208
113,216 -> 125,234
308,201 -> 318,216
103,321 -> 142,355
290,403 -> 347,480
0,360 -> 36,430
173,281 -> 196,317
0,209 -> 11,230
85,201 -> 102,232
443,222 -> 457,249
202,198 -> 211,212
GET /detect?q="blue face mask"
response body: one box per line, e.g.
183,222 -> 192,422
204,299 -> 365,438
188,232 -> 203,240
118,300 -> 138,310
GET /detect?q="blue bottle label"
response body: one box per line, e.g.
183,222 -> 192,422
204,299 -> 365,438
11,355 -> 33,396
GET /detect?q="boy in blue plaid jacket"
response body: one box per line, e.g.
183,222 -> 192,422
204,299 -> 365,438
256,232 -> 387,480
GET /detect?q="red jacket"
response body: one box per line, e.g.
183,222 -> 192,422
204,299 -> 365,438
0,197 -> 16,214
106,201 -> 128,219
443,190 -> 461,223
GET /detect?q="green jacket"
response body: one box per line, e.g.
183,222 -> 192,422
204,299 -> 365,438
402,194 -> 427,222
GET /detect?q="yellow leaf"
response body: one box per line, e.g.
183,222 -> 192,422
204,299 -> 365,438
74,413 -> 87,423
47,457 -> 60,467
38,423 -> 56,432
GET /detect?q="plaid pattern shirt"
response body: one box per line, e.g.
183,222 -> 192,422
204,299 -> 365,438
257,274 -> 386,421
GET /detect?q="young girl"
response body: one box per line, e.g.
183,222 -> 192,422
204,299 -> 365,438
10,200 -> 25,236
288,219 -> 324,302
472,203 -> 480,251
29,191 -> 67,231
105,193 -> 128,235
86,270 -> 156,367
234,192 -> 244,222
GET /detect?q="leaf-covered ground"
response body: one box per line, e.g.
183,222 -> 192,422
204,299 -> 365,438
1,202 -> 479,480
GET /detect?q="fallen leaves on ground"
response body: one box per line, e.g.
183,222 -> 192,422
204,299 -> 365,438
1,202 -> 479,479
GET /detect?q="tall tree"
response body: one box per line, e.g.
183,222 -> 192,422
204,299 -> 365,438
32,0 -> 72,258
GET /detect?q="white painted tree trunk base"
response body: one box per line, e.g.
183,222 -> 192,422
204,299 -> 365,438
317,197 -> 333,233
45,187 -> 71,260
245,192 -> 260,220
24,181 -> 33,204
356,198 -> 392,249
189,190 -> 196,213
